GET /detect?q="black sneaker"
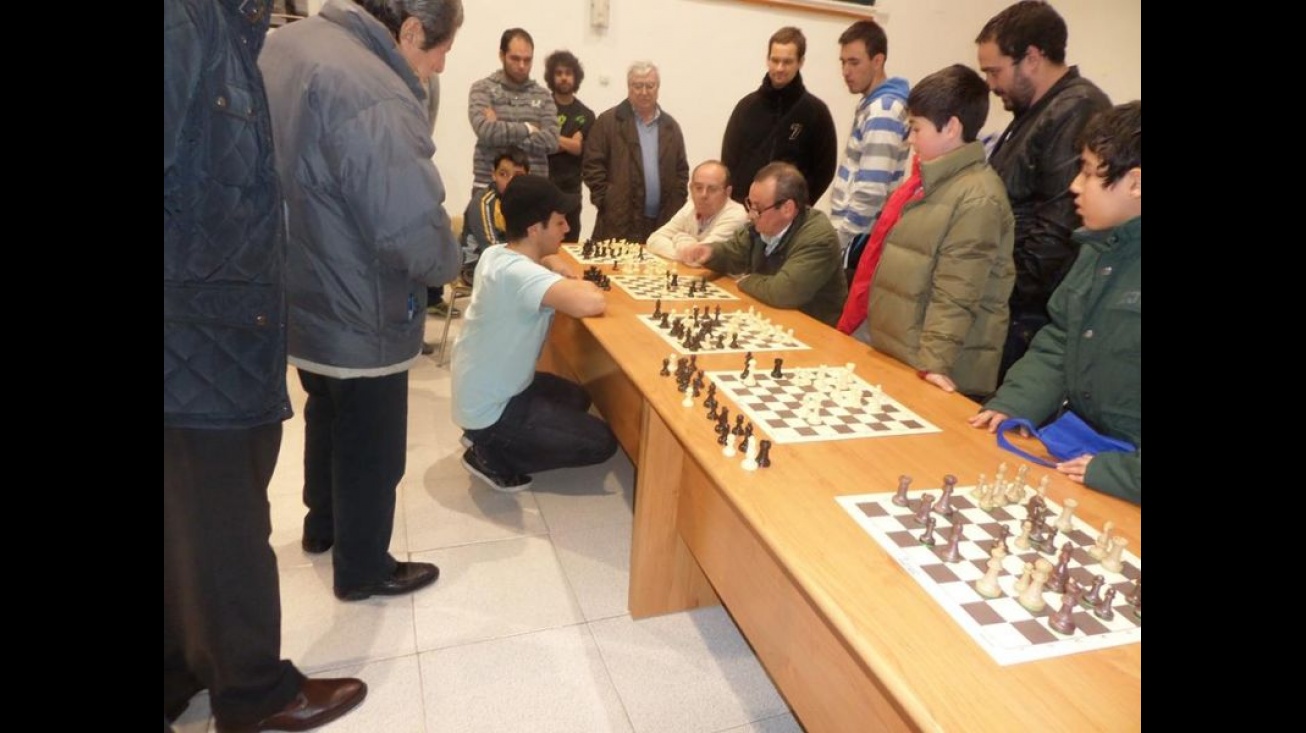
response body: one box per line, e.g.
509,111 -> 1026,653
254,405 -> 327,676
461,448 -> 532,493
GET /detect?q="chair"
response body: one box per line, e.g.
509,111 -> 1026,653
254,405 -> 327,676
434,214 -> 468,366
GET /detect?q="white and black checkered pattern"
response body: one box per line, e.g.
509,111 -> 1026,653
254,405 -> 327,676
640,310 -> 811,355
709,369 -> 938,444
612,274 -> 738,301
837,486 -> 1142,666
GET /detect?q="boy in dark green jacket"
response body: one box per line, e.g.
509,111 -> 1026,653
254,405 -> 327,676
970,101 -> 1141,504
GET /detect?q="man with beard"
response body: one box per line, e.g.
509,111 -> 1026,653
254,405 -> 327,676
544,50 -> 594,243
469,28 -> 559,194
721,27 -> 837,206
976,1 -> 1110,378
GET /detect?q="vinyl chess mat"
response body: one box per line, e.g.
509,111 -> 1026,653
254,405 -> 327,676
836,486 -> 1142,665
563,242 -> 664,265
639,307 -> 811,355
611,274 -> 738,301
708,367 -> 938,444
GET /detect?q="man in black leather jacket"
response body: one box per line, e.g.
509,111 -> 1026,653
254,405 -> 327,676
976,1 -> 1110,379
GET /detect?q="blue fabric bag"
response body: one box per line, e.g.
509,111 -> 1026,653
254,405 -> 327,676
996,411 -> 1135,468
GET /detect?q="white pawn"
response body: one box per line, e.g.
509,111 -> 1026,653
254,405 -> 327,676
971,473 -> 988,499
1014,520 -> 1034,550
1088,521 -> 1115,561
681,391 -> 694,408
722,436 -> 737,458
804,394 -> 823,425
1100,536 -> 1129,574
974,556 -> 1005,598
1013,562 -> 1035,593
1054,498 -> 1079,533
740,436 -> 759,471
1018,561 -> 1052,613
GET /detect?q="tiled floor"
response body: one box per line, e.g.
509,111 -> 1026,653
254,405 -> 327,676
172,314 -> 802,733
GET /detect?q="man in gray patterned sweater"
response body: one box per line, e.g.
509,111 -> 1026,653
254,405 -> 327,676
467,28 -> 559,196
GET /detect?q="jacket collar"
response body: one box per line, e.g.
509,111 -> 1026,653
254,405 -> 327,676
1075,216 -> 1141,254
614,99 -> 661,125
919,141 -> 988,192
320,0 -> 426,102
1018,66 -> 1083,120
757,72 -> 807,105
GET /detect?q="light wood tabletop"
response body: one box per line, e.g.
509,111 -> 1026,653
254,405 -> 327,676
540,250 -> 1141,733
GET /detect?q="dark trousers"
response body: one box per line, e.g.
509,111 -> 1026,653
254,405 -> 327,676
164,423 -> 304,727
998,310 -> 1051,384
466,372 -> 618,476
563,201 -> 583,243
298,369 -> 408,590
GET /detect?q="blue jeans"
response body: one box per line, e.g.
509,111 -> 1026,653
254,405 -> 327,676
466,372 -> 618,476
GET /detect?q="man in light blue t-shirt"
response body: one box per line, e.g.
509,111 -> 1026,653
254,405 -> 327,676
451,175 -> 618,491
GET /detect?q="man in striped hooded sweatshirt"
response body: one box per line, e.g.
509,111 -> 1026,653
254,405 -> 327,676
830,19 -> 910,285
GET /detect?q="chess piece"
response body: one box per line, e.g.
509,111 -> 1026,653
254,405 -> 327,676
771,358 -> 784,379
1013,562 -> 1035,593
971,473 -> 987,499
992,524 -> 1011,556
1048,542 -> 1074,593
1036,524 -> 1059,555
1100,537 -> 1128,574
1125,574 -> 1141,607
1048,584 -> 1082,635
934,475 -> 957,516
659,358 -> 670,377
1093,587 -> 1117,621
941,517 -> 965,563
892,475 -> 912,507
1017,561 -> 1052,613
681,391 -> 694,407
1054,498 -> 1079,533
1080,575 -> 1105,609
1088,521 -> 1115,561
653,299 -> 662,319
659,312 -> 671,329
918,516 -> 938,546
913,494 -> 936,524
722,434 -> 737,457
1014,520 -> 1034,550
740,436 -> 759,471
732,415 -> 745,436
974,555 -> 1005,598
742,358 -> 757,386
715,408 -> 730,435
756,440 -> 772,468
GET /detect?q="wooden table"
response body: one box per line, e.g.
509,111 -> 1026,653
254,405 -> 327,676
540,255 -> 1142,733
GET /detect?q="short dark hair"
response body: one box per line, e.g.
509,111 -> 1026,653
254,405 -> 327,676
769,27 -> 807,60
493,146 -> 531,173
499,27 -> 533,53
1077,101 -> 1141,187
976,1 -> 1068,65
755,162 -> 808,215
358,0 -> 463,50
838,19 -> 887,60
907,65 -> 990,143
544,50 -> 585,93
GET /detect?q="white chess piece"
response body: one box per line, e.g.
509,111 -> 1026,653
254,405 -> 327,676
1100,537 -> 1128,574
1018,562 -> 1051,613
1089,521 -> 1115,561
1054,498 -> 1079,532
1013,562 -> 1035,593
681,392 -> 694,408
740,436 -> 759,471
974,556 -> 1005,599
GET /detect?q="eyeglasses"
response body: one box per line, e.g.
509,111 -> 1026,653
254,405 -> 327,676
745,198 -> 787,216
629,82 -> 659,92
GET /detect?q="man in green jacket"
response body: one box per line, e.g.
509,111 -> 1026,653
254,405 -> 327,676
683,162 -> 846,326
970,101 -> 1141,504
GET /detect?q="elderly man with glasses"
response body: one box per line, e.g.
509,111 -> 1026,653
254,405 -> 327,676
645,160 -> 748,263
683,162 -> 846,326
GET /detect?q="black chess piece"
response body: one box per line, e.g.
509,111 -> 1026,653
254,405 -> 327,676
913,494 -> 936,524
713,305 -> 721,324
892,475 -> 912,507
659,312 -> 671,329
1093,587 -> 1117,621
918,516 -> 938,546
732,415 -> 745,436
653,299 -> 663,319
716,428 -> 729,446
729,333 -> 740,349
716,407 -> 730,434
1048,543 -> 1073,593
934,475 -> 957,516
1080,575 -> 1105,609
1048,585 -> 1082,635
771,358 -> 784,379
756,440 -> 772,468
659,358 -> 671,377
941,517 -> 965,563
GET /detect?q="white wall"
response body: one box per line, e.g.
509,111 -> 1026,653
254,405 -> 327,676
324,0 -> 1143,234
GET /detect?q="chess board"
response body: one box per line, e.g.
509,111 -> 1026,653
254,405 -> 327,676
639,309 -> 811,355
836,485 -> 1142,665
708,367 -> 938,444
612,274 -> 738,301
563,243 -> 665,265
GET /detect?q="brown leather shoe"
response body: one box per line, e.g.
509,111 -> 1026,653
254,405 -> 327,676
216,678 -> 367,732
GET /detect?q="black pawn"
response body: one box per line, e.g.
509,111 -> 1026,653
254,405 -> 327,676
716,407 -> 730,434
729,333 -> 740,349
941,517 -> 965,562
732,415 -> 745,436
659,358 -> 671,377
659,312 -> 671,329
653,299 -> 663,319
892,475 -> 912,507
756,440 -> 772,468
918,516 -> 938,546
